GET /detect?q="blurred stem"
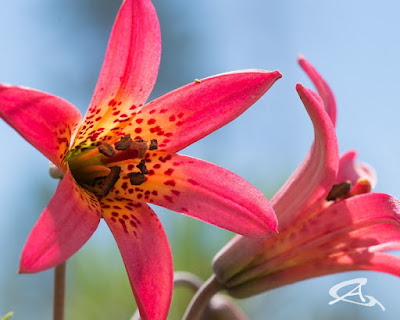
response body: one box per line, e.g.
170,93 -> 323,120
130,271 -> 205,320
182,274 -> 223,320
174,271 -> 203,291
53,262 -> 66,320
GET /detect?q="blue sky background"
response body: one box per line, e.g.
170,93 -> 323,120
1,0 -> 399,319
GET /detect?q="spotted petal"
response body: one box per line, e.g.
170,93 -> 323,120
0,84 -> 81,169
101,199 -> 173,320
19,168 -> 101,273
121,70 -> 282,153
74,0 -> 161,147
109,152 -> 277,237
272,84 -> 339,230
298,55 -> 337,126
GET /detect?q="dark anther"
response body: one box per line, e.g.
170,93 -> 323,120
326,181 -> 351,201
115,134 -> 133,150
136,159 -> 149,174
98,142 -> 115,157
127,172 -> 146,185
148,139 -> 158,150
102,166 -> 121,196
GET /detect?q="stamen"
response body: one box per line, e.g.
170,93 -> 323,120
326,181 -> 351,201
349,178 -> 372,196
136,159 -> 149,174
127,172 -> 146,185
102,166 -> 121,196
98,142 -> 115,157
115,134 -> 133,150
148,139 -> 158,150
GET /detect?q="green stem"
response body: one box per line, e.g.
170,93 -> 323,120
53,262 -> 66,320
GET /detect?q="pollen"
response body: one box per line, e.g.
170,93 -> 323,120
148,139 -> 158,150
136,159 -> 149,174
115,134 -> 133,150
194,79 -> 201,84
98,142 -> 116,157
127,172 -> 146,185
326,181 -> 351,201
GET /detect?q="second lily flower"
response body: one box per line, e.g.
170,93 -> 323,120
212,56 -> 400,298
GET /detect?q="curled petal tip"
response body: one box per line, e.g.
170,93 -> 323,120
297,53 -> 306,63
295,82 -> 305,92
266,70 -> 282,81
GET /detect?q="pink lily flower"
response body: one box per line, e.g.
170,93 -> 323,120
0,0 -> 280,318
212,56 -> 400,298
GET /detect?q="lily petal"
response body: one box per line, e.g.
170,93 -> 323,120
336,150 -> 377,188
222,193 -> 400,292
101,198 -> 173,320
74,0 -> 161,147
0,84 -> 81,169
213,84 -> 339,285
267,193 -> 400,265
121,70 -> 282,153
272,84 -> 339,230
19,167 -> 101,273
225,193 -> 400,297
109,152 -> 277,237
226,252 -> 400,298
298,55 -> 337,126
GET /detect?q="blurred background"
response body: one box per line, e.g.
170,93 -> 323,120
1,0 -> 399,319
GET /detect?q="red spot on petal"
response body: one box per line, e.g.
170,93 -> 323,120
148,119 -> 156,125
164,168 -> 174,175
164,180 -> 176,187
188,179 -> 199,185
169,115 -> 176,122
